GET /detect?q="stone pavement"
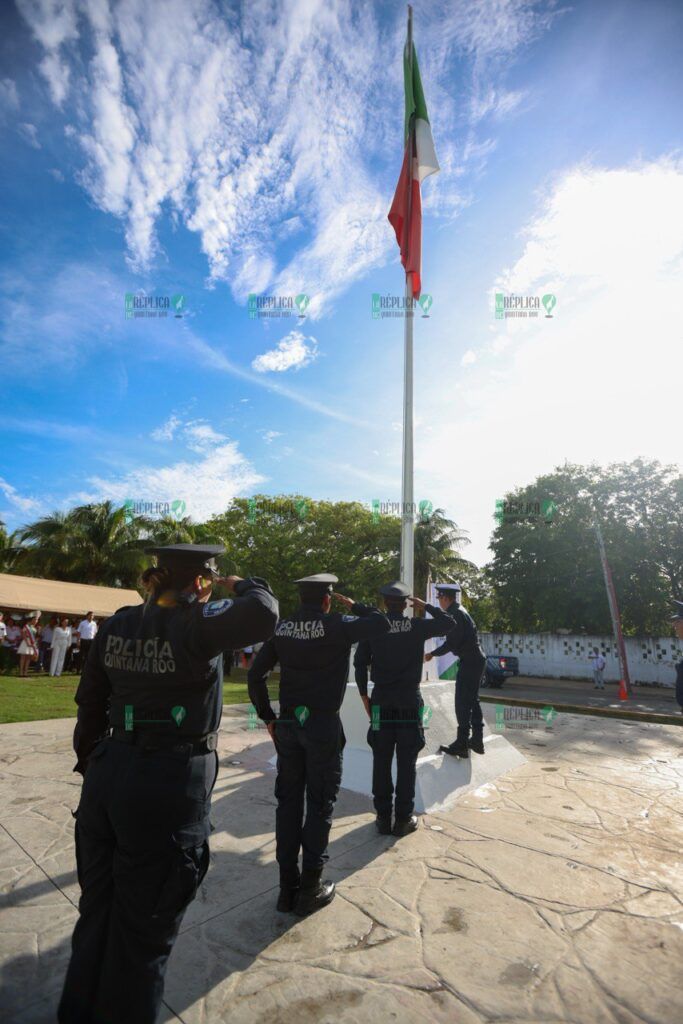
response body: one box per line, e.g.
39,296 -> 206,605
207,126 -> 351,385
1,710 -> 682,1023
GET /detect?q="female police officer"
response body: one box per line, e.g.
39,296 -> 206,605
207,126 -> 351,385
58,544 -> 278,1024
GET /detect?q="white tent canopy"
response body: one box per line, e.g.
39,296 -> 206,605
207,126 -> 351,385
0,573 -> 142,619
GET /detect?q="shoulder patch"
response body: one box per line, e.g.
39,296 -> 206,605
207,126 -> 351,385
203,598 -> 234,618
342,615 -> 358,623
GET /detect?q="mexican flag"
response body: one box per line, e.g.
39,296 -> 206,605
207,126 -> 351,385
388,31 -> 439,299
424,580 -> 460,682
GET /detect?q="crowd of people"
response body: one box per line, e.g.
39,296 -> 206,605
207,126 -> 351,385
0,610 -> 99,677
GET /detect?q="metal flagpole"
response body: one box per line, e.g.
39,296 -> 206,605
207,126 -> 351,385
593,519 -> 632,697
400,4 -> 415,611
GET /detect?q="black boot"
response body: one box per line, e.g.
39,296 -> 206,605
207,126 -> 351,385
393,814 -> 418,837
276,884 -> 300,912
376,814 -> 392,835
276,871 -> 301,912
439,740 -> 469,758
469,735 -> 485,755
294,868 -> 336,916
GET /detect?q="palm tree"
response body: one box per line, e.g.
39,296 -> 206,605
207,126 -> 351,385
414,508 -> 473,603
18,502 -> 147,587
0,520 -> 25,574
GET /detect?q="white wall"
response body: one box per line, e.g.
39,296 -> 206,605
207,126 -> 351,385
480,632 -> 681,686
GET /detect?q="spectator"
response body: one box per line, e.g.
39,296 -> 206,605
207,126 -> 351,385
589,647 -> 606,689
6,616 -> 21,651
77,611 -> 98,665
50,617 -> 72,677
68,623 -> 81,673
0,611 -> 6,646
18,613 -> 40,678
40,617 -> 57,670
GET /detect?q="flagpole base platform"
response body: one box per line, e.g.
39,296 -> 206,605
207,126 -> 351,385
339,682 -> 527,815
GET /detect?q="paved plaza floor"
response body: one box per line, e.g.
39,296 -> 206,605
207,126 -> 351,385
1,709 -> 682,1023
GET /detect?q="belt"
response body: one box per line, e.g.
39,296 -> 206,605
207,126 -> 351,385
279,706 -> 340,717
110,729 -> 218,754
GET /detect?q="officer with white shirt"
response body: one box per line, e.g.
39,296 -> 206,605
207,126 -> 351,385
77,611 -> 98,667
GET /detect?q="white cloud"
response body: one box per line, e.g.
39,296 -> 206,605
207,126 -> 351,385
85,439 -> 264,522
251,330 -> 318,373
419,157 -> 683,565
48,167 -> 65,181
0,78 -> 19,112
461,349 -> 477,366
261,430 -> 282,444
183,420 -> 228,452
16,0 -> 79,106
151,415 -> 181,442
16,0 -> 554,307
0,477 -> 41,515
18,122 -> 41,148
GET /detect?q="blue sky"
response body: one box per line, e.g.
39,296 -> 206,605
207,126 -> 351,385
1,0 -> 681,566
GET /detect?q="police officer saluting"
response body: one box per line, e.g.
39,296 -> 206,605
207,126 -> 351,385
424,583 -> 487,758
248,573 -> 389,915
354,582 -> 454,836
59,544 -> 278,1024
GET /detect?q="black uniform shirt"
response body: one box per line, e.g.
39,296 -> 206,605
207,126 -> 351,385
431,601 -> 485,661
74,577 -> 278,769
354,604 -> 453,707
247,602 -> 390,721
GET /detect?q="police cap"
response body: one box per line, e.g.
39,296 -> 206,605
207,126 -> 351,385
294,572 -> 338,596
145,543 -> 225,577
671,599 -> 683,621
379,581 -> 411,598
435,583 -> 461,597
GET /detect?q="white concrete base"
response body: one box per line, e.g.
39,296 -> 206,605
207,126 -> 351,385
339,682 -> 527,814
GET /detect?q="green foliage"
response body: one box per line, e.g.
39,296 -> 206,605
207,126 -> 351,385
487,459 -> 682,634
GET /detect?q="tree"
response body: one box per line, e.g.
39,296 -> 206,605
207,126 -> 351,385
17,502 -> 147,587
413,507 -> 472,603
486,459 -> 682,634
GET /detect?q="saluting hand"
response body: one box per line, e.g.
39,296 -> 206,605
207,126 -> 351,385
331,593 -> 355,609
215,575 -> 243,593
408,597 -> 426,610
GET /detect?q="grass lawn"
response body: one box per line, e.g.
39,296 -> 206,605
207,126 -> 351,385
0,668 -> 278,724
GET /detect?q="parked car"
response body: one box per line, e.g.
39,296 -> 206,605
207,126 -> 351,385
481,654 -> 519,688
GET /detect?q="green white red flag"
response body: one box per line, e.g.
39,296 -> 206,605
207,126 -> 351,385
388,31 -> 439,299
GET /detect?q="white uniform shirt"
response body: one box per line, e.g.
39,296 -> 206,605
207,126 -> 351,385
78,619 -> 98,640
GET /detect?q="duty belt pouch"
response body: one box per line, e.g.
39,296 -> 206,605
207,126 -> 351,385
152,818 -> 211,920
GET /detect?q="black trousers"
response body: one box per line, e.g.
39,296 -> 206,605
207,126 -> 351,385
367,706 -> 425,819
274,712 -> 344,885
58,738 -> 217,1024
455,654 -> 486,743
80,639 -> 93,665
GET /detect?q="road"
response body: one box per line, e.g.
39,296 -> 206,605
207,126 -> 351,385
484,674 -> 679,716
